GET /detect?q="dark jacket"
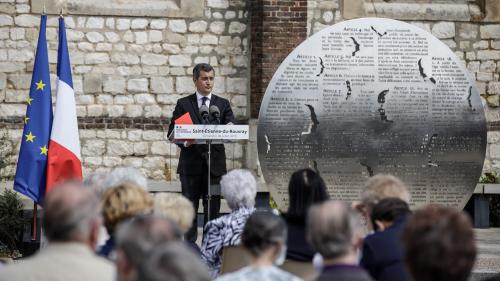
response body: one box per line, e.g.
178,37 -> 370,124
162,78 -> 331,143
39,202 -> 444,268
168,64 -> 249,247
168,93 -> 235,176
360,216 -> 409,281
317,264 -> 374,281
282,214 -> 315,262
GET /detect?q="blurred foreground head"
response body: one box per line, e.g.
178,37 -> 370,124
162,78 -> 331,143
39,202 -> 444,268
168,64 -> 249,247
402,205 -> 476,281
101,182 -> 153,235
307,200 -> 363,262
241,212 -> 287,263
137,242 -> 210,281
115,214 -> 182,281
43,181 -> 102,249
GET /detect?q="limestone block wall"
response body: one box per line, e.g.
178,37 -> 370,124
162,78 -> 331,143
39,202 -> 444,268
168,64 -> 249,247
0,0 -> 249,180
308,0 -> 500,175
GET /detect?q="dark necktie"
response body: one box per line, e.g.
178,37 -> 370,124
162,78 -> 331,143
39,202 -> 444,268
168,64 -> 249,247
201,96 -> 208,107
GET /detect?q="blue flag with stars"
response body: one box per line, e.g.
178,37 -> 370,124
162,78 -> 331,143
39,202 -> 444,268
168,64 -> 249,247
14,15 -> 53,204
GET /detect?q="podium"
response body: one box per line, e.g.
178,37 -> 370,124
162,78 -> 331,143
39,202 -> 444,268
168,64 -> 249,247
172,124 -> 249,220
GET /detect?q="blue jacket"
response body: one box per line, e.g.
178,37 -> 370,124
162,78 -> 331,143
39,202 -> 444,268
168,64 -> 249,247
360,216 -> 409,281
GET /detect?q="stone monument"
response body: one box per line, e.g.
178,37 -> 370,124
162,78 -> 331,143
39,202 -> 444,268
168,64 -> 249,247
257,18 -> 487,210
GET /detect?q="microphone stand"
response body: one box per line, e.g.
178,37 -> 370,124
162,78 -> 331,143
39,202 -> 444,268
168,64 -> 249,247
201,114 -> 213,222
206,113 -> 220,222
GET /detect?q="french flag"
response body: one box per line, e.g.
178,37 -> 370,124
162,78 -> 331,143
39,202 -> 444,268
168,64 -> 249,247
46,16 -> 82,192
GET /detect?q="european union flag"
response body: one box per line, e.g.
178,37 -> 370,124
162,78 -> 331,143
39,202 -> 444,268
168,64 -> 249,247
14,15 -> 53,204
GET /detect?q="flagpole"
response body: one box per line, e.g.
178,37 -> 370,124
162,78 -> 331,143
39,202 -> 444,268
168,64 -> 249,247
31,203 -> 38,241
31,3 -> 45,242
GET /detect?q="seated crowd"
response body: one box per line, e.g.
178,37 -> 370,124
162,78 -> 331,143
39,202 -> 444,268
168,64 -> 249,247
0,167 -> 486,281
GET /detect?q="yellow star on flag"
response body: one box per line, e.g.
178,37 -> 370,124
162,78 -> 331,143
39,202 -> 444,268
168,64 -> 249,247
25,132 -> 36,142
26,96 -> 33,105
24,116 -> 30,124
40,145 -> 48,155
35,80 -> 46,91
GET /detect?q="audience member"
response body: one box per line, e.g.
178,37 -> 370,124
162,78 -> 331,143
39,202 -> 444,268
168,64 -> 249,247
83,171 -> 109,196
402,205 -> 476,281
153,193 -> 195,236
356,174 -> 410,230
137,242 -> 211,281
99,182 -> 153,258
115,214 -> 182,281
103,166 -> 148,191
360,198 -> 411,281
153,192 -> 199,252
83,171 -> 112,248
0,182 -> 115,281
307,201 -> 374,281
282,168 -> 329,262
216,212 -> 303,281
201,169 -> 257,278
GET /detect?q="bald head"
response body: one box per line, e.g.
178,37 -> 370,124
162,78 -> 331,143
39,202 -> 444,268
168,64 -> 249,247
307,200 -> 362,260
43,181 -> 101,244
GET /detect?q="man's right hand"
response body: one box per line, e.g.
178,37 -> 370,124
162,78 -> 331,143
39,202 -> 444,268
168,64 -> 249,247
184,140 -> 195,147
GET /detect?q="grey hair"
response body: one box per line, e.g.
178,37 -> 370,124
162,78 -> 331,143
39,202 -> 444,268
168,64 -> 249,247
220,169 -> 257,210
83,172 -> 108,197
307,201 -> 362,259
43,182 -> 101,242
103,166 -> 148,192
137,242 -> 211,281
115,214 -> 182,269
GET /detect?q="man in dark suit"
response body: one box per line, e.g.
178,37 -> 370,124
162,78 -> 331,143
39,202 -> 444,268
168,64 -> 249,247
168,63 -> 235,242
307,201 -> 374,281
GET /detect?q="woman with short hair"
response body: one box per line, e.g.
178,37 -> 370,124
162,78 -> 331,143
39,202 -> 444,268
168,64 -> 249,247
201,169 -> 257,278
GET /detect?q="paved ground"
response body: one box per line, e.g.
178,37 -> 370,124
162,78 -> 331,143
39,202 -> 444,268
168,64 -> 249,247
475,228 -> 500,274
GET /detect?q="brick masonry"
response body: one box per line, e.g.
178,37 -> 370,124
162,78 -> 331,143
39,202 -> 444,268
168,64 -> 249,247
249,0 -> 308,118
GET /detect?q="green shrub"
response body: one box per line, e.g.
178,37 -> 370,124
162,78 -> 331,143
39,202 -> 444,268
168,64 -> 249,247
0,188 -> 25,257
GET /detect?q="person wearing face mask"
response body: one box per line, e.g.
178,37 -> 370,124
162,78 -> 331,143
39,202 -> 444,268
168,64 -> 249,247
216,212 -> 303,281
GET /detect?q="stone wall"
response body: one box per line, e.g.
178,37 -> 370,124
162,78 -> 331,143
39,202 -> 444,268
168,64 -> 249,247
307,0 -> 500,174
1,0 -> 500,181
0,0 -> 249,180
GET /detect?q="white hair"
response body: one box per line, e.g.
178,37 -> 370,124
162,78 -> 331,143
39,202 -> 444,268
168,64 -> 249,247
103,166 -> 148,192
221,169 -> 257,210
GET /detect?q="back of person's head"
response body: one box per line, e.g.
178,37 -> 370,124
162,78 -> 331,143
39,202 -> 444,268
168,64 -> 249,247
101,182 -> 153,234
153,193 -> 194,235
402,205 -> 476,281
103,166 -> 148,192
115,214 -> 182,281
43,181 -> 101,246
370,197 -> 410,231
137,242 -> 210,281
287,168 -> 329,221
361,174 -> 410,212
220,169 -> 257,210
83,172 -> 108,196
241,211 -> 287,257
307,200 -> 363,260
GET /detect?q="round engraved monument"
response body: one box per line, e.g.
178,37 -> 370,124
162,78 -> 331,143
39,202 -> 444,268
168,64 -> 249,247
257,18 -> 486,210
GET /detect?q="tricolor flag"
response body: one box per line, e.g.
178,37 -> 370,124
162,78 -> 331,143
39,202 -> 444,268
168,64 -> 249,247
14,15 -> 52,204
46,16 -> 82,192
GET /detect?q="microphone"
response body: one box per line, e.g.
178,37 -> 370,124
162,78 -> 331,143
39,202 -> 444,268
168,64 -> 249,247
199,105 -> 209,123
209,105 -> 220,124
